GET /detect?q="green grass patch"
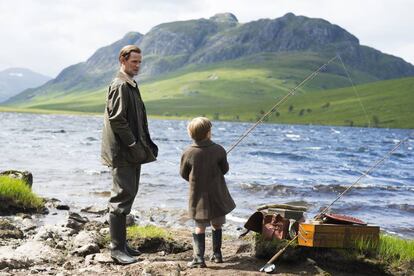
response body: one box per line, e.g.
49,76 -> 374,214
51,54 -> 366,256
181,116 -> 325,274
126,225 -> 191,253
127,224 -> 172,240
355,234 -> 414,265
378,235 -> 414,263
0,176 -> 44,212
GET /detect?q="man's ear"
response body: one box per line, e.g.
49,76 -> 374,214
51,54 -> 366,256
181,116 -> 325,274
119,56 -> 126,65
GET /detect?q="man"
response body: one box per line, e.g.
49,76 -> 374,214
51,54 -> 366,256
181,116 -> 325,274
101,45 -> 158,264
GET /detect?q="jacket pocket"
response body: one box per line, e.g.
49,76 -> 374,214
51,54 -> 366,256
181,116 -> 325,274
126,144 -> 147,164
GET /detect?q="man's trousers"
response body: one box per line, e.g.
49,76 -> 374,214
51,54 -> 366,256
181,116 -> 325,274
108,165 -> 141,215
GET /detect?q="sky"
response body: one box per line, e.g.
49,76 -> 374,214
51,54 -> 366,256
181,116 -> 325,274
0,0 -> 413,77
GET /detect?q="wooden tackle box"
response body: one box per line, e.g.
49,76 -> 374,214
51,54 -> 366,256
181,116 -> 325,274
298,222 -> 380,248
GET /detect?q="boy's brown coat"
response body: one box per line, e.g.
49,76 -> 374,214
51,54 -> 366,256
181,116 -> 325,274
180,139 -> 236,220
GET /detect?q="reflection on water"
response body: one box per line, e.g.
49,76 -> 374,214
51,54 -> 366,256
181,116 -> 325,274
0,112 -> 413,238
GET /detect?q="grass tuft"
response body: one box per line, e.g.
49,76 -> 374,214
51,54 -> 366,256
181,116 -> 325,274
0,176 -> 44,210
356,234 -> 414,265
127,224 -> 172,240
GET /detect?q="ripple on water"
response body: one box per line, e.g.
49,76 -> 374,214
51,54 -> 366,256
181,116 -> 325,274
248,151 -> 311,161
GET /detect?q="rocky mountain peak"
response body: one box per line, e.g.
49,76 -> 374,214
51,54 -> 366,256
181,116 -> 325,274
209,13 -> 238,24
123,31 -> 142,39
281,12 -> 296,19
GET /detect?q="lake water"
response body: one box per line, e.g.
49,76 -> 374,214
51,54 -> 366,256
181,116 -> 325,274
0,112 -> 413,238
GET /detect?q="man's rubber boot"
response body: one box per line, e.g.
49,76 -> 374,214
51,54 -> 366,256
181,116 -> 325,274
109,213 -> 137,265
125,244 -> 142,256
187,233 -> 207,268
210,229 -> 223,263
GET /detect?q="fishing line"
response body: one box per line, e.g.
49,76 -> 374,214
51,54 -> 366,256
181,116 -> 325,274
226,53 -> 376,154
226,55 -> 339,154
337,54 -> 371,127
316,136 -> 409,217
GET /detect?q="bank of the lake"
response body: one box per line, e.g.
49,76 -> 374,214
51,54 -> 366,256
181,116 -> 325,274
3,76 -> 414,129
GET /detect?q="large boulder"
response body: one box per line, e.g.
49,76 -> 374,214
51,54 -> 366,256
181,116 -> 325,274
0,240 -> 63,269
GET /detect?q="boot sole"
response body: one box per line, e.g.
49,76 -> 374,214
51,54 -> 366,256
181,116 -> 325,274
210,256 -> 223,263
187,264 -> 207,268
111,256 -> 137,265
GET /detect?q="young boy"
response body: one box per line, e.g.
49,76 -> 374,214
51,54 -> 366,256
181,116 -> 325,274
180,117 -> 236,268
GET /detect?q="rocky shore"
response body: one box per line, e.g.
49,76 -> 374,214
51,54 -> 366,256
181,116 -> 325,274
0,171 -> 412,276
1,198 -> 412,276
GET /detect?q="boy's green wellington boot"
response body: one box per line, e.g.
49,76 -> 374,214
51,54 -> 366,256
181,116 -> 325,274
187,233 -> 207,268
210,229 -> 223,263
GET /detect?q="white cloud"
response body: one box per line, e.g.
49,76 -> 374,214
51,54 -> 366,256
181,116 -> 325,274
0,0 -> 413,77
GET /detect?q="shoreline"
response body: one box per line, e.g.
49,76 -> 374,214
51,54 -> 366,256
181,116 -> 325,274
1,203 -> 413,276
1,107 -> 413,130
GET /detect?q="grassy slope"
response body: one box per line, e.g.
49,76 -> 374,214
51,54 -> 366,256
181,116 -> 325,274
271,76 -> 414,128
3,52 -> 413,128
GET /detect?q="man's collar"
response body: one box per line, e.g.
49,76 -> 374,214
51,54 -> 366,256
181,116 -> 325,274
117,70 -> 137,87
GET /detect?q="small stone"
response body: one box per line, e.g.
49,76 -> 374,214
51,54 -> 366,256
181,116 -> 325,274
72,243 -> 100,257
0,219 -> 24,239
41,208 -> 49,215
99,228 -> 109,236
56,204 -> 70,210
81,206 -> 107,215
68,212 -> 89,224
84,254 -> 94,266
65,220 -> 83,232
56,241 -> 66,249
62,261 -> 74,270
17,213 -> 32,219
93,253 -> 113,264
142,267 -> 152,276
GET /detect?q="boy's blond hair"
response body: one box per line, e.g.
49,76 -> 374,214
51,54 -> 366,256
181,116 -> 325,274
187,117 -> 212,141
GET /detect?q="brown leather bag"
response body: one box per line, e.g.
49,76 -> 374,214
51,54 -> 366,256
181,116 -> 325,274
262,214 -> 290,240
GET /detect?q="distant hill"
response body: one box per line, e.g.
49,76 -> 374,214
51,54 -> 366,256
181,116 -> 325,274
5,12 -> 414,105
3,13 -> 414,128
0,68 -> 51,102
5,52 -> 414,128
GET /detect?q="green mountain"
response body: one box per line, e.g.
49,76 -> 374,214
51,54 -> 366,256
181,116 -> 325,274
7,52 -> 414,128
2,13 -> 414,128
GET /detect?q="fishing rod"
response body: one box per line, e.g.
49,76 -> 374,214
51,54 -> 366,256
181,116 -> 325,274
316,137 -> 408,218
260,136 -> 410,273
221,53 -> 406,272
226,55 -> 339,154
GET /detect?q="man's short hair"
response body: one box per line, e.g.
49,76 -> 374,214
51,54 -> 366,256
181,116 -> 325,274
119,45 -> 141,62
187,117 -> 212,142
